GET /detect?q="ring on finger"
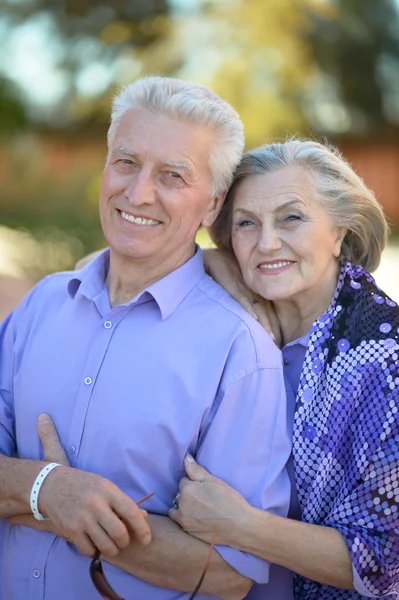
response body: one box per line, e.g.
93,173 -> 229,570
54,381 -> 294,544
172,492 -> 181,510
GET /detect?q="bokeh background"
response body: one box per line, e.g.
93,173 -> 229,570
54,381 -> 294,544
1,0 -> 399,317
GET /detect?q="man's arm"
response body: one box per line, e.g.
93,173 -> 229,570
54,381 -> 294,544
9,512 -> 251,599
106,514 -> 252,600
7,416 -> 252,600
110,356 -> 290,590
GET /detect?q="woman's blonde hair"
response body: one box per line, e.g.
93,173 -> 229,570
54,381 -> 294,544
210,138 -> 389,272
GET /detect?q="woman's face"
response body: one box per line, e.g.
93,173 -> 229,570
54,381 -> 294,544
231,165 -> 346,305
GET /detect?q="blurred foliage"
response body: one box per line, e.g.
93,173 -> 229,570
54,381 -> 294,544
0,76 -> 28,134
306,0 -> 399,139
0,0 -> 171,131
1,0 -> 399,278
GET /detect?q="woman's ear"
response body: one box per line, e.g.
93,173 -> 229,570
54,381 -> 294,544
333,226 -> 348,258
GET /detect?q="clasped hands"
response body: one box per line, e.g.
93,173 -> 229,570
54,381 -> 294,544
8,414 -> 151,558
9,414 -> 253,558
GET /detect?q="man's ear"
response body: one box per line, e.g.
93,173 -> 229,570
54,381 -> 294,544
201,191 -> 227,228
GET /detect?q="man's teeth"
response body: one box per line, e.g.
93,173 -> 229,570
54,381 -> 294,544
120,211 -> 159,226
259,261 -> 292,269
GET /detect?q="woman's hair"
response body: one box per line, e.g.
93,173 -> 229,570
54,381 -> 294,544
210,138 -> 389,272
107,76 -> 244,198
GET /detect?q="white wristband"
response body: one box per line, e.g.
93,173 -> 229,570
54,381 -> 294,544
30,462 -> 62,521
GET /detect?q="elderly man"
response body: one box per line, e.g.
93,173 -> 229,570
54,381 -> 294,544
0,77 -> 290,600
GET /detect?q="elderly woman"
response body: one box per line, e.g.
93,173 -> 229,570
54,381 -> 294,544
170,139 -> 399,600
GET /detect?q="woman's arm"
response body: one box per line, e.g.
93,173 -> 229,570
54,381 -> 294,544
231,509 -> 354,589
202,249 -> 281,344
172,457 -> 354,589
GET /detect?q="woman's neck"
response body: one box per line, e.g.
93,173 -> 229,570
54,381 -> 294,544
274,263 -> 340,346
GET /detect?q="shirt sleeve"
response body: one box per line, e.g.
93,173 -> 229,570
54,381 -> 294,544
0,312 -> 17,457
196,362 -> 291,584
0,280 -> 44,458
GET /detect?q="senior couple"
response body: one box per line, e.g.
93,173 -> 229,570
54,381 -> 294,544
0,77 -> 397,600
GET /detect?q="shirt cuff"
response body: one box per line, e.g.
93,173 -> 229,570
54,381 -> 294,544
215,545 -> 269,584
353,565 -> 378,598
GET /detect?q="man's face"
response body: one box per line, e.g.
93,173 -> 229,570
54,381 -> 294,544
99,108 -> 224,270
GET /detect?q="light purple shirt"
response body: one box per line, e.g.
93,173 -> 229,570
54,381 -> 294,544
0,249 -> 291,600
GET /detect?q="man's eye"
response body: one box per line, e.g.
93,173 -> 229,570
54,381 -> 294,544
168,172 -> 182,179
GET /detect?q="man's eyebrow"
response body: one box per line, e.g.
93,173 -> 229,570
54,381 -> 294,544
162,161 -> 193,174
113,146 -> 136,157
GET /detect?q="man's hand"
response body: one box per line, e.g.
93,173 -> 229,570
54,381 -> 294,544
7,414 -> 151,558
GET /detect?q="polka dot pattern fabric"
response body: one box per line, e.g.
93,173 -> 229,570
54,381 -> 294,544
293,261 -> 399,599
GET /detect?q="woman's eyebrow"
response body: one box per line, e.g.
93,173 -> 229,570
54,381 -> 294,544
274,199 -> 306,212
233,199 -> 306,214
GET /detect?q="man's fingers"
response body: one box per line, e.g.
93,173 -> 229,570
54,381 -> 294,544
112,496 -> 151,545
37,413 -> 69,465
98,512 -> 130,550
184,454 -> 212,482
75,533 -> 97,558
86,523 -> 120,558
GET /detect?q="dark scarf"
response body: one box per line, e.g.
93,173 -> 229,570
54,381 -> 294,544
293,260 -> 399,599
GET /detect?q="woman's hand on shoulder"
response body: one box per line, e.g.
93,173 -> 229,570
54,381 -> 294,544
202,248 -> 281,346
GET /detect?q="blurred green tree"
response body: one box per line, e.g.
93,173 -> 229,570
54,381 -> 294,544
0,76 -> 27,134
0,0 -> 172,132
305,0 -> 399,139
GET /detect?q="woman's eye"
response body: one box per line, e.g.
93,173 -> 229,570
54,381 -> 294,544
284,213 -> 303,222
236,219 -> 255,228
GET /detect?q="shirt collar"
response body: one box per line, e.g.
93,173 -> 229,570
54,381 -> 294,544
283,331 -> 310,350
68,246 -> 206,320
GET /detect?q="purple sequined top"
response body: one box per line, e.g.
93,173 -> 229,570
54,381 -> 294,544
246,260 -> 399,600
292,261 -> 399,599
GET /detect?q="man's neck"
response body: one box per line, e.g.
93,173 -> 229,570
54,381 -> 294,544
106,247 -> 195,307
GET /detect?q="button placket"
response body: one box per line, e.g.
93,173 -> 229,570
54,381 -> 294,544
65,310 -> 125,469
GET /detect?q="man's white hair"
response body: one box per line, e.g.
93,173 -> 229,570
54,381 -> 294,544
107,76 -> 245,198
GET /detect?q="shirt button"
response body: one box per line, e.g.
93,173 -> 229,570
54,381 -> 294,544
284,359 -> 289,366
33,569 -> 41,578
68,445 -> 76,454
104,321 -> 112,329
84,377 -> 92,385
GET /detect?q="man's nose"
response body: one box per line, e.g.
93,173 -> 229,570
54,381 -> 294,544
257,225 -> 283,253
125,170 -> 156,205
